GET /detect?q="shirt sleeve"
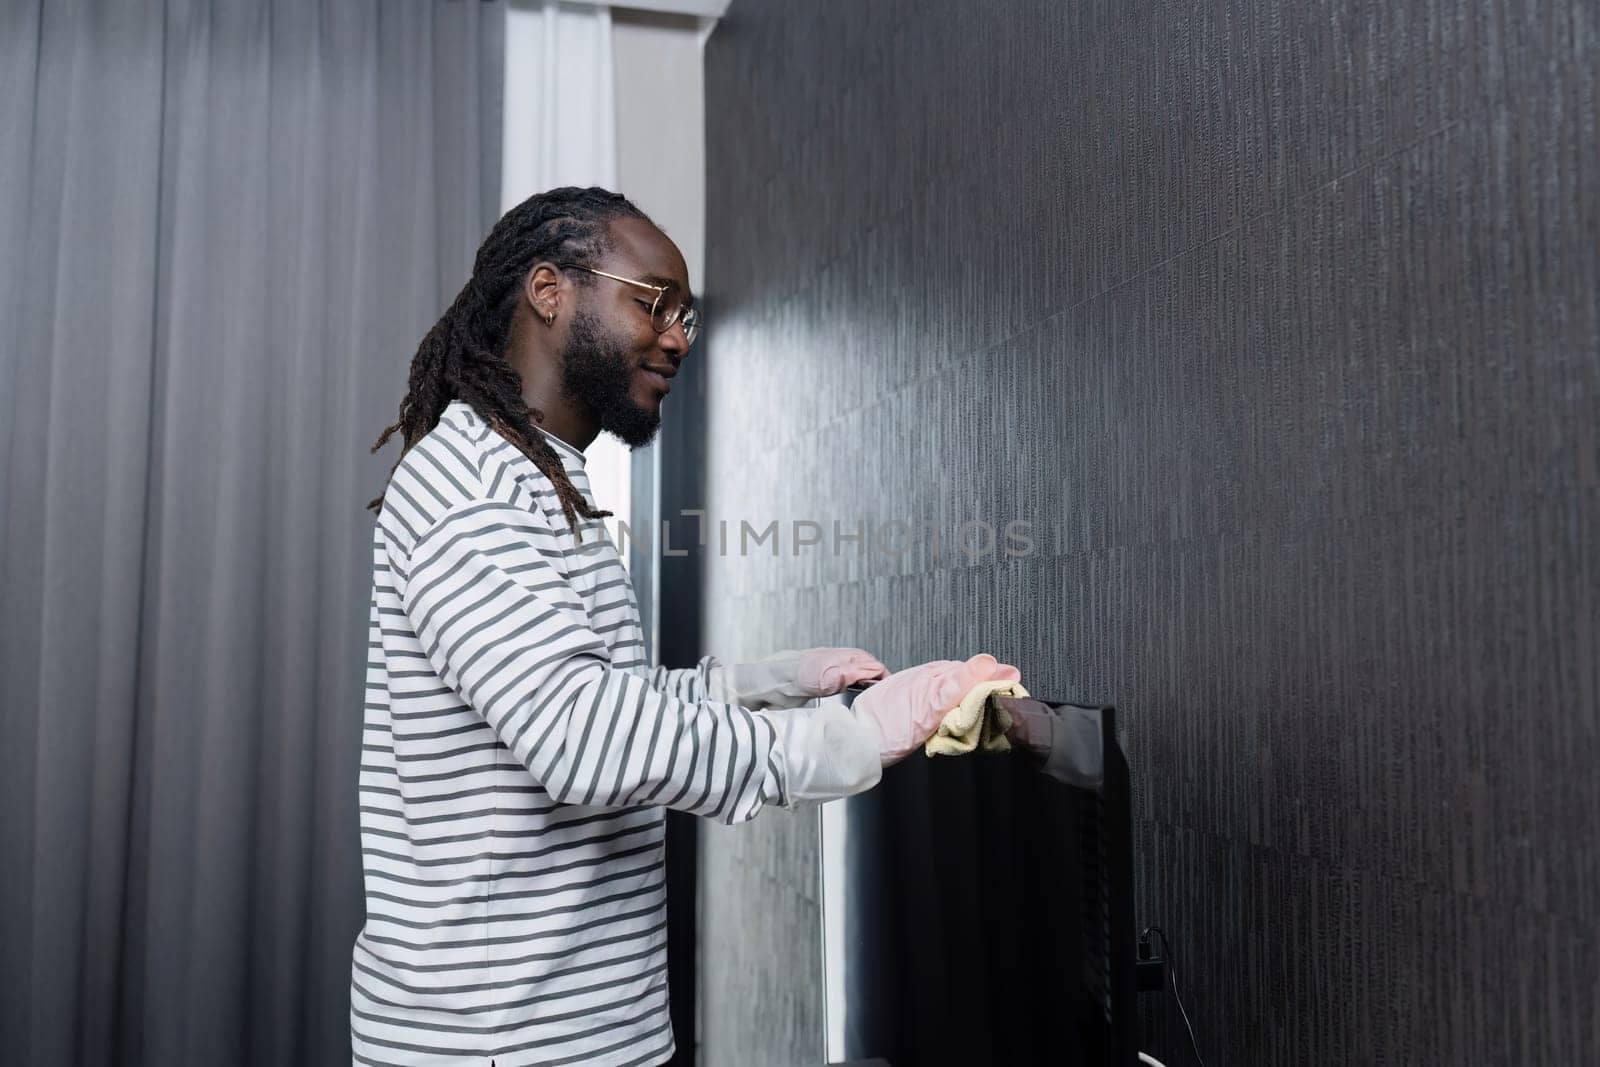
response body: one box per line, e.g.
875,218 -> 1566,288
397,500 -> 879,821
645,656 -> 730,704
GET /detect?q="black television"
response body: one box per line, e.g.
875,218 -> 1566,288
820,693 -> 1139,1066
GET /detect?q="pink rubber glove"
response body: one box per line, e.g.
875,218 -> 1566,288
853,653 -> 1022,766
795,647 -> 890,693
726,647 -> 889,710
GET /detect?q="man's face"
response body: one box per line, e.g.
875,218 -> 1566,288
558,218 -> 694,450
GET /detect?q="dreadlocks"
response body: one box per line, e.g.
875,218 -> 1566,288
367,186 -> 653,537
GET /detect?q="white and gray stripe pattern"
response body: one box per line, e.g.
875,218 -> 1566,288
351,400 -> 789,1066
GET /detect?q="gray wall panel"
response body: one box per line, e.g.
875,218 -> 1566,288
696,1 -> 1598,1063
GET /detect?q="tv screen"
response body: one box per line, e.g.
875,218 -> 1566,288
821,697 -> 1137,1067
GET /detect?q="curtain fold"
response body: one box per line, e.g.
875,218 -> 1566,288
0,2 -> 504,1063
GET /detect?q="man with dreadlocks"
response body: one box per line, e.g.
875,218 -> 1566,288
351,186 -> 1020,1065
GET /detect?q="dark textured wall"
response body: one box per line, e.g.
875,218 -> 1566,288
694,2 -> 1598,1064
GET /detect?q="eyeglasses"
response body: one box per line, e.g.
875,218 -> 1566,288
559,263 -> 701,349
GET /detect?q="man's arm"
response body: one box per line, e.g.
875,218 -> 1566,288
398,500 -> 880,820
644,657 -> 735,705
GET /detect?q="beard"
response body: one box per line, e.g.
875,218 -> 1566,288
557,307 -> 662,449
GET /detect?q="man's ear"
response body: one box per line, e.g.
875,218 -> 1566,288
526,263 -> 562,324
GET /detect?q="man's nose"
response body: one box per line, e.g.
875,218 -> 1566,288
658,319 -> 690,358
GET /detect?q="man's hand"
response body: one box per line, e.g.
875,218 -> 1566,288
853,653 -> 1021,765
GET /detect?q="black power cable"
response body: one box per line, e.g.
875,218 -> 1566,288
1139,926 -> 1204,1067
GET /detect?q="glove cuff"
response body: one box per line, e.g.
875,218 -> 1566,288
729,655 -> 814,710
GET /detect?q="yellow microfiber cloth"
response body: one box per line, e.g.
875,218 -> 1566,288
925,679 -> 1029,757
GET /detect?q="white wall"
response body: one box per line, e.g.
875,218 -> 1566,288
500,1 -> 634,564
613,8 -> 708,662
499,2 -> 708,589
613,10 -> 707,288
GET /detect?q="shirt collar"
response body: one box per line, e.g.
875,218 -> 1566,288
534,425 -> 588,479
444,399 -> 591,488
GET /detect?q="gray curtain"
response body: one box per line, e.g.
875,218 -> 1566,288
0,2 -> 503,1063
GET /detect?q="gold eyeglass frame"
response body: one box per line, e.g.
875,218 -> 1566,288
560,263 -> 701,348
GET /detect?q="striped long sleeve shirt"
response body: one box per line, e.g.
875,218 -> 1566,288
351,399 -> 879,1066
